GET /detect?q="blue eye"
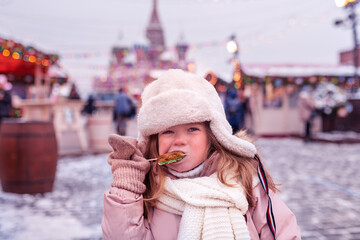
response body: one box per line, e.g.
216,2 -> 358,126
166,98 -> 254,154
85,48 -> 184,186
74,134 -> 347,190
189,127 -> 199,132
161,130 -> 173,135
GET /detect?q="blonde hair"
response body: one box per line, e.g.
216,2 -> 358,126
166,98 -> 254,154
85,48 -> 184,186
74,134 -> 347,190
143,123 -> 278,217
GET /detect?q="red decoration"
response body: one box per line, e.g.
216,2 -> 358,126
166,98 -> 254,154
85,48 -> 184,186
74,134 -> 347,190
0,37 -> 58,77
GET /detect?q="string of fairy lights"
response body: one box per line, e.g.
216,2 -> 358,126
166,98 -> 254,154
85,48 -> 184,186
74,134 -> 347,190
0,37 -> 59,67
0,0 -> 345,77
56,3 -> 338,62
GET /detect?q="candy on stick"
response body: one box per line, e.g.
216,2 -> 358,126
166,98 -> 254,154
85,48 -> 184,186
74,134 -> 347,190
147,151 -> 187,165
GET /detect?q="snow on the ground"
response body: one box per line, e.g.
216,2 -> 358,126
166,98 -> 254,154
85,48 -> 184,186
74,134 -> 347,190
313,131 -> 360,141
0,153 -> 111,240
0,138 -> 359,239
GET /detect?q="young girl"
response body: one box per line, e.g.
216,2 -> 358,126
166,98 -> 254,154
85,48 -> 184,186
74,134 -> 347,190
102,69 -> 301,240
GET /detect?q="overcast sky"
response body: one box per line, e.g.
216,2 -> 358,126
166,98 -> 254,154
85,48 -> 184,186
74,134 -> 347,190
0,0 -> 356,95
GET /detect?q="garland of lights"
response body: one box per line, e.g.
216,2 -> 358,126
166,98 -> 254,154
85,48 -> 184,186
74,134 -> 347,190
0,37 -> 58,67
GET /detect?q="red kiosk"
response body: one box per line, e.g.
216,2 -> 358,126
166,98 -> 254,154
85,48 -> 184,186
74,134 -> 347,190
0,37 -> 60,194
0,37 -> 60,99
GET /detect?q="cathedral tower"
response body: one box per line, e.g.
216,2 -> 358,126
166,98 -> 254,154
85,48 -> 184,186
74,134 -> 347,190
146,0 -> 166,61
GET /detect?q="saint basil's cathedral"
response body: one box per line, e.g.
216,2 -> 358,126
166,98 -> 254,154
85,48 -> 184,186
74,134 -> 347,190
93,0 -> 194,98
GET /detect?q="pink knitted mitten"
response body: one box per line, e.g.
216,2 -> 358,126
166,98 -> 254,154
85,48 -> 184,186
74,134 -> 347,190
107,134 -> 150,194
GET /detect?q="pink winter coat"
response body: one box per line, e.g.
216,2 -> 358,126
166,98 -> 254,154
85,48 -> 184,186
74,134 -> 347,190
102,183 -> 301,239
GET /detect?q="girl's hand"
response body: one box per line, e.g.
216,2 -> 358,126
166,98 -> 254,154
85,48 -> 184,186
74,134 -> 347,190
108,134 -> 138,160
107,134 -> 150,194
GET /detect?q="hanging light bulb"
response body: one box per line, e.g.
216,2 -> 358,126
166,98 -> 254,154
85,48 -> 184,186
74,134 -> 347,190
2,49 -> 10,57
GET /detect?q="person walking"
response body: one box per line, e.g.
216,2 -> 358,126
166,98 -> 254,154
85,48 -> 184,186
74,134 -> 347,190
298,86 -> 316,142
82,95 -> 97,115
225,88 -> 245,133
102,69 -> 301,239
113,88 -> 132,136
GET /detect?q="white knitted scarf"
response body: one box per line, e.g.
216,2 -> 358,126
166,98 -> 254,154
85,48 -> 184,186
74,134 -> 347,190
156,173 -> 251,240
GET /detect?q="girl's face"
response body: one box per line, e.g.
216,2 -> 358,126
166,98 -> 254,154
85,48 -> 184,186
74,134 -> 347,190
158,122 -> 210,172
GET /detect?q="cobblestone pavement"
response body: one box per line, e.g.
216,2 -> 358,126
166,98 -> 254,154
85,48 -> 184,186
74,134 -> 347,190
256,138 -> 360,240
0,135 -> 359,239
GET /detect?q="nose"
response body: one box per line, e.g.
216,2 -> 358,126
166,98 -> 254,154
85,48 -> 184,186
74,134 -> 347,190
173,132 -> 187,146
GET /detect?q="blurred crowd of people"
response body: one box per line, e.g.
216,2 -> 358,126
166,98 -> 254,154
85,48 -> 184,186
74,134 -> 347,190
82,87 -> 136,136
0,70 -> 355,142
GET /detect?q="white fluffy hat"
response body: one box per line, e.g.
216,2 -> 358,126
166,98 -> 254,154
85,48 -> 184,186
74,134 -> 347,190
137,69 -> 256,158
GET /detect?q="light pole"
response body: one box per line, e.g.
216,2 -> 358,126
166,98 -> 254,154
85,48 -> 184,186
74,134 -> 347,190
227,34 -> 242,89
335,0 -> 359,91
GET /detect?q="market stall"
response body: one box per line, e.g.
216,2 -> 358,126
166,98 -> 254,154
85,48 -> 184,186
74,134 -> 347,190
207,63 -> 360,136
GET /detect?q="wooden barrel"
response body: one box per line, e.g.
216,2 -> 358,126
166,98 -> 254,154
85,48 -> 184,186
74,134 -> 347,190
0,120 -> 58,194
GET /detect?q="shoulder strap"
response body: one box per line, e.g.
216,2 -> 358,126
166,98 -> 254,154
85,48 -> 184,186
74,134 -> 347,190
254,154 -> 277,239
